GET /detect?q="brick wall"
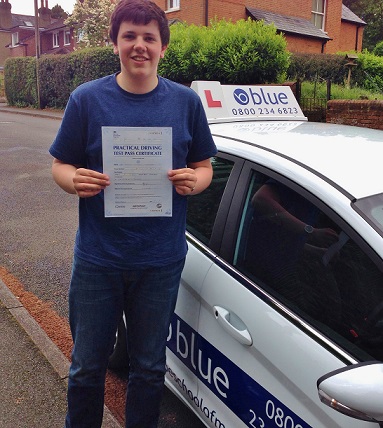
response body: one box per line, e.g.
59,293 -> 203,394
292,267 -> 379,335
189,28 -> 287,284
324,1 -> 342,53
326,99 -> 383,130
163,0 -> 206,25
339,21 -> 364,52
284,34 -> 324,53
251,0 -> 311,20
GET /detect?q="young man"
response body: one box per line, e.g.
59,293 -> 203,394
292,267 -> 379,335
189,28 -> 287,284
49,1 -> 217,427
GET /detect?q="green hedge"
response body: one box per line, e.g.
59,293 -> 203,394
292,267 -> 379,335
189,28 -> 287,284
4,19 -> 289,109
5,47 -> 119,108
287,53 -> 348,84
39,47 -> 120,108
5,20 -> 383,109
159,19 -> 290,84
4,57 -> 38,106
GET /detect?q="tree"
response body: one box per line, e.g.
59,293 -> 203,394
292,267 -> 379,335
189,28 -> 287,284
65,0 -> 116,48
51,4 -> 68,19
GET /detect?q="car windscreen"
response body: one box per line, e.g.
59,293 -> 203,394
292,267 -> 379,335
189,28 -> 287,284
353,192 -> 383,237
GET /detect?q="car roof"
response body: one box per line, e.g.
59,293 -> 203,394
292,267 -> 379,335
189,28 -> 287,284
209,120 -> 383,200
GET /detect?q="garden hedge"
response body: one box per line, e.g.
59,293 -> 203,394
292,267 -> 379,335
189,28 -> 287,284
5,19 -> 383,108
4,19 -> 289,109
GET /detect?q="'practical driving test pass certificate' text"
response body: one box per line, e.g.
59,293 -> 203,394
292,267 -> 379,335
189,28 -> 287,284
102,127 -> 172,217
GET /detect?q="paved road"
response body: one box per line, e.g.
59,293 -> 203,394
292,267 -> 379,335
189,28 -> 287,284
0,112 -> 74,318
0,110 -> 206,428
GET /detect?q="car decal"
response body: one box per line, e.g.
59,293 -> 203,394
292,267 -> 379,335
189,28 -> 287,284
167,313 -> 312,428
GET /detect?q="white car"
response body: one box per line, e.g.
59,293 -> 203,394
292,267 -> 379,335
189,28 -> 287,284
112,82 -> 383,428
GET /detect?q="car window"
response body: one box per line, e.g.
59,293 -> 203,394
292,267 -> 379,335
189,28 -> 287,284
234,170 -> 383,362
186,156 -> 234,245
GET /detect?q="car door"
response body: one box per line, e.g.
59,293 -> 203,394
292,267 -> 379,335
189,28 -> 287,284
194,159 -> 383,428
165,154 -> 240,413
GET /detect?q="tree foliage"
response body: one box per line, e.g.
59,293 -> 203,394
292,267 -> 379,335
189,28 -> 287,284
65,0 -> 116,48
51,4 -> 68,19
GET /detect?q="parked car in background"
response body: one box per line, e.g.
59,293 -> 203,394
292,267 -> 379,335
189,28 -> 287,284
111,81 -> 383,428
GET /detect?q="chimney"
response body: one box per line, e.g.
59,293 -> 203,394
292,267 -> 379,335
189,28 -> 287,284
0,0 -> 12,29
38,0 -> 51,27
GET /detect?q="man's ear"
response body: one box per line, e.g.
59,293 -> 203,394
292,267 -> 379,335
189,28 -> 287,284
160,45 -> 168,59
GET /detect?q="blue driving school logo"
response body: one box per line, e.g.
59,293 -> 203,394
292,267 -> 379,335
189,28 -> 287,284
232,87 -> 290,107
233,88 -> 250,105
166,313 -> 312,428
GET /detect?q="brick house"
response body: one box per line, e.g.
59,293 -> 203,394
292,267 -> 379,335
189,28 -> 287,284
157,0 -> 366,54
0,0 -> 75,67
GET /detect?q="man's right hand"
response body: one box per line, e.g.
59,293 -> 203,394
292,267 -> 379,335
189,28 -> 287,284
73,168 -> 110,198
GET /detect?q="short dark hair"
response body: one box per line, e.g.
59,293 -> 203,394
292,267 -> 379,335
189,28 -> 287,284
109,0 -> 170,46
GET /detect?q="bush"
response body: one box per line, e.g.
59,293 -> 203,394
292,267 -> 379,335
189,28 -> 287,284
5,47 -> 119,108
287,53 -> 348,84
373,41 -> 383,57
353,51 -> 383,93
39,47 -> 119,108
4,57 -> 38,106
159,18 -> 290,84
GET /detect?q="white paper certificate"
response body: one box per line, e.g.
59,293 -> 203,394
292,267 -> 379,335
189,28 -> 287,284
102,127 -> 172,217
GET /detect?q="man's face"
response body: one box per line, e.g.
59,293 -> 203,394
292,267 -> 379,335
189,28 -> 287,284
113,20 -> 167,86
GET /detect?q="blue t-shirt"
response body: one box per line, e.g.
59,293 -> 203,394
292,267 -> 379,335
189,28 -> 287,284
49,75 -> 217,269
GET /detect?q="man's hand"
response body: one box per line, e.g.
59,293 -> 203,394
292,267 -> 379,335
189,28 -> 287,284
73,168 -> 110,198
51,159 -> 110,197
168,168 -> 197,196
168,159 -> 213,196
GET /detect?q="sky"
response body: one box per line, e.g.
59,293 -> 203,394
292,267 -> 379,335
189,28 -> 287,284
10,0 -> 77,16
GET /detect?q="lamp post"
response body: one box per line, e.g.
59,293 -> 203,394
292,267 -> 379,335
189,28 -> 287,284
34,0 -> 41,108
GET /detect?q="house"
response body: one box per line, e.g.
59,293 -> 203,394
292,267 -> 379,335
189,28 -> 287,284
0,0 -> 75,67
157,0 -> 366,54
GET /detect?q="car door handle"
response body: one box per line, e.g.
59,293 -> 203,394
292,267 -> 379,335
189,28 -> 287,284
213,306 -> 253,346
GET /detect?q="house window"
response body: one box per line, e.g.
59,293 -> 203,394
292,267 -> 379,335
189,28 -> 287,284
168,0 -> 180,10
53,32 -> 59,47
11,32 -> 19,47
64,30 -> 71,45
311,0 -> 326,30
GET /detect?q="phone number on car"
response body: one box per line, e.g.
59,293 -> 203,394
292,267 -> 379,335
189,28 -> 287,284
232,107 -> 300,116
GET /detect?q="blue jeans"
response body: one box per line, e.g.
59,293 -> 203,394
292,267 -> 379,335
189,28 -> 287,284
65,255 -> 185,428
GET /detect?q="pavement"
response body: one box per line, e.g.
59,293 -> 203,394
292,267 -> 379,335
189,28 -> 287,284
0,102 -> 122,427
0,102 -> 64,120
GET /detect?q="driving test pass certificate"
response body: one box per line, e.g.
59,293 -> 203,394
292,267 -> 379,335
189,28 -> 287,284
102,127 -> 172,217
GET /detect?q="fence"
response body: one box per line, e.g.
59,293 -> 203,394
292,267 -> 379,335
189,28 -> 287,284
296,79 -> 331,122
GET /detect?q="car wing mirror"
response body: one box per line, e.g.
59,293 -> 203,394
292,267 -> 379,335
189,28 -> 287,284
317,361 -> 383,425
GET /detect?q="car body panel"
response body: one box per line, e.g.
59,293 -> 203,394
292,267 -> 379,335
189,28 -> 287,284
166,242 -> 214,406
210,121 -> 383,200
197,259 -> 375,428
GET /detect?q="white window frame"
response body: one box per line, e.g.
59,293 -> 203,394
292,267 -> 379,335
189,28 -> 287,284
167,0 -> 180,10
11,32 -> 19,47
311,0 -> 326,31
64,30 -> 71,46
53,31 -> 59,48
